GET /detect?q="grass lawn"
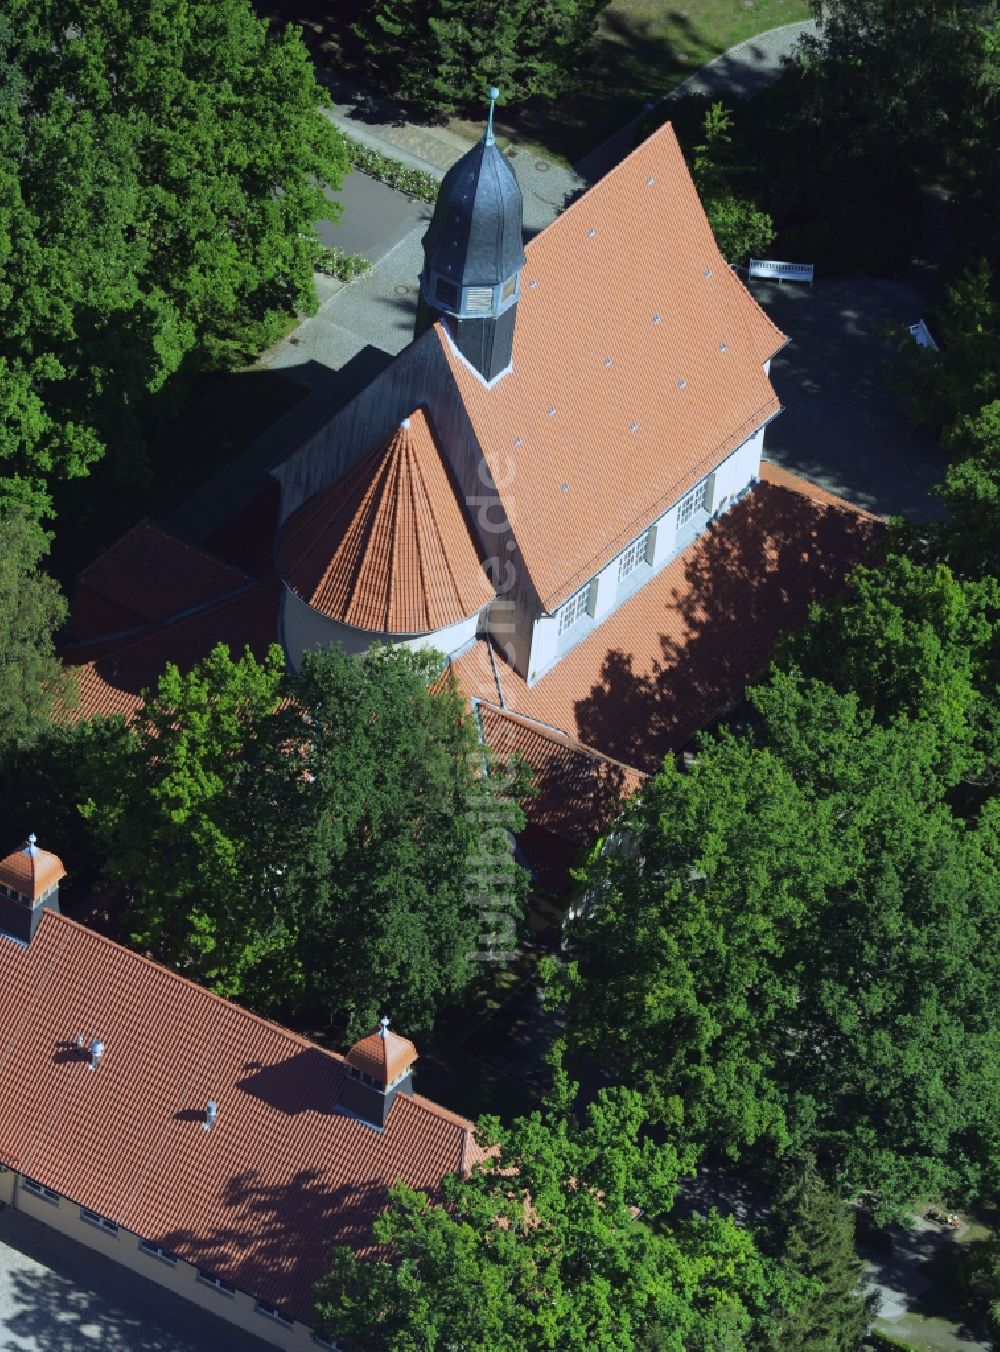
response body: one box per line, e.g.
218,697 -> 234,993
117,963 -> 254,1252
259,0 -> 811,163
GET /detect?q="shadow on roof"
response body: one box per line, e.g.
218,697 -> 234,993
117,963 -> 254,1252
235,1047 -> 343,1117
573,478 -> 882,772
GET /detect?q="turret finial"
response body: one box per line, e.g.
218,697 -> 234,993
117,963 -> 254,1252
379,1014 -> 390,1038
485,87 -> 500,146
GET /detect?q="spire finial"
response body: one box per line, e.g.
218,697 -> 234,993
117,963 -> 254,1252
26,832 -> 37,856
379,1015 -> 390,1038
484,87 -> 500,146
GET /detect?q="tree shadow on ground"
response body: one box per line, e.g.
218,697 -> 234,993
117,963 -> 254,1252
573,477 -> 882,771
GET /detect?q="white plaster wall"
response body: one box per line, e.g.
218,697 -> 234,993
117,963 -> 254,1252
527,612 -> 558,683
590,556 -> 620,622
12,1181 -> 330,1349
0,1166 -> 13,1206
281,585 -> 479,673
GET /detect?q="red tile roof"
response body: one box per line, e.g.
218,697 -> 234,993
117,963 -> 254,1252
63,580 -> 283,723
0,911 -> 481,1325
278,410 -> 495,634
435,122 -> 787,612
0,839 -> 66,901
476,703 -> 644,845
69,521 -> 252,642
453,464 -> 882,772
347,1023 -> 419,1087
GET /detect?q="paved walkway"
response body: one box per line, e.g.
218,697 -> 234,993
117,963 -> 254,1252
0,1209 -> 273,1352
861,1217 -> 992,1351
274,17 -> 821,385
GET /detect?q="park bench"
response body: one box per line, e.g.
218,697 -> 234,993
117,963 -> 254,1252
748,258 -> 815,285
907,319 -> 940,351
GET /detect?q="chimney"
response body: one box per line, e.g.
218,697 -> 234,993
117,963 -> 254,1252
0,833 -> 66,943
87,1038 -> 105,1072
337,1016 -> 418,1131
203,1100 -> 219,1132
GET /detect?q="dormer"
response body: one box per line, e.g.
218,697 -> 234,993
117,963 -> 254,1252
0,834 -> 65,943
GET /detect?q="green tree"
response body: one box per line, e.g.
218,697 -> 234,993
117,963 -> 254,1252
358,0 -> 610,112
78,643 -> 528,1033
80,644 -> 291,996
691,103 -> 775,264
546,675 -> 1000,1209
0,505 -> 71,751
774,555 -> 999,785
771,1159 -> 877,1351
890,262 -> 1000,434
1,0 -> 346,506
957,1233 -> 1000,1342
314,1075 -> 784,1350
274,644 -> 529,1035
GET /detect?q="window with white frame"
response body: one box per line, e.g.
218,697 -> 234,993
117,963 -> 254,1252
197,1268 -> 236,1296
139,1239 -> 177,1266
80,1207 -> 118,1236
557,583 -> 592,635
22,1177 -> 59,1204
677,478 -> 710,529
255,1301 -> 294,1328
618,530 -> 651,581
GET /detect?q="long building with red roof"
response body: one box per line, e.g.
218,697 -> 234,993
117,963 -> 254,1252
0,839 -> 482,1350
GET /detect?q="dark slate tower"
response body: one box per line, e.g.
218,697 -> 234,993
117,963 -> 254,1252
416,87 -> 526,383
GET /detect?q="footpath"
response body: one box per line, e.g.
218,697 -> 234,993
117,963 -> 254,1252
169,18 -> 817,544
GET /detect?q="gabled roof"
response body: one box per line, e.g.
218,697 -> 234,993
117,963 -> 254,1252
63,579 -> 283,722
454,464 -> 882,772
434,122 -> 787,612
69,520 -> 252,642
0,838 -> 65,901
476,703 -> 644,846
278,410 -> 495,635
0,910 -> 482,1326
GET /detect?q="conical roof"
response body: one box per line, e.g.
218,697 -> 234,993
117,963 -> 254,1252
346,1019 -> 418,1087
277,408 -> 495,635
420,137 -> 526,293
0,836 -> 66,901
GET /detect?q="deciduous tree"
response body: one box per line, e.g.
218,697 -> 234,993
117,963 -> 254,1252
358,0 -> 610,113
314,1074 -> 785,1350
0,506 -> 71,751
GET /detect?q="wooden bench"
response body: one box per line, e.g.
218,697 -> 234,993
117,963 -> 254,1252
748,258 -> 815,285
908,319 -> 940,352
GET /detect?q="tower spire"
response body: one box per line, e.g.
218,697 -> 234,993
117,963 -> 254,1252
484,86 -> 499,146
414,87 -> 526,383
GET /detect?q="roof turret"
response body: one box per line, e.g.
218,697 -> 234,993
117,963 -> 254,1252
0,834 -> 66,902
418,88 -> 526,331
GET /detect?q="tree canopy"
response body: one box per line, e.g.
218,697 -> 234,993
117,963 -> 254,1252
545,672 -> 1000,1210
1,0 -> 346,523
79,643 -> 528,1035
315,1072 -> 787,1350
0,506 -> 71,752
356,0 -> 611,113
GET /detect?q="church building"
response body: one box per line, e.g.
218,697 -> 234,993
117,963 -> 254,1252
63,107 -> 880,877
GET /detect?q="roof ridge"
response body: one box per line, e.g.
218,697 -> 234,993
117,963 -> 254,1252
79,518 -> 252,589
479,700 -> 647,777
